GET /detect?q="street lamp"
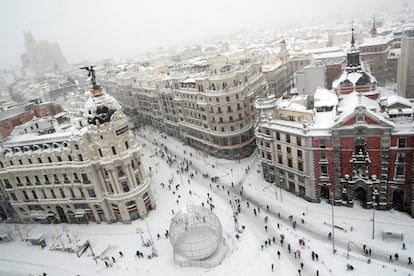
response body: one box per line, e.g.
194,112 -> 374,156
372,195 -> 376,240
136,227 -> 144,245
330,191 -> 336,254
144,218 -> 158,257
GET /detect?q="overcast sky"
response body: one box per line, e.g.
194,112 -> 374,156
0,0 -> 408,68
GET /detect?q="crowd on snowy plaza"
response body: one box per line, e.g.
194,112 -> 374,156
0,126 -> 413,276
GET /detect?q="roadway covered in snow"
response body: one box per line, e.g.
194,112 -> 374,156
0,126 -> 413,276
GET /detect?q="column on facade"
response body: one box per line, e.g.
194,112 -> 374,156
101,201 -> 113,223
118,200 -> 130,223
126,163 -> 138,190
136,196 -> 147,218
96,168 -> 108,194
108,169 -> 121,194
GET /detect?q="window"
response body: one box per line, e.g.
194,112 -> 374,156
28,158 -> 32,164
226,96 -> 230,102
121,181 -> 129,193
319,138 -> 326,148
298,161 -> 303,172
131,160 -> 136,169
276,132 -> 280,140
57,156 -> 62,162
287,147 -> 292,157
117,166 -> 125,177
398,138 -> 406,148
32,191 -> 38,199
22,191 -> 29,200
395,165 -> 405,179
9,192 -> 17,201
288,159 -> 293,168
78,154 -> 83,161
69,188 -> 75,198
277,144 -> 281,151
98,148 -> 103,157
51,190 -> 56,198
320,165 -> 328,177
112,146 -> 117,155
48,157 -> 52,163
60,189 -> 66,198
53,174 -> 60,184
296,136 -> 302,146
38,158 -> 42,163
227,106 -> 232,112
67,155 -> 72,161
278,155 -> 283,164
286,134 -> 290,143
320,152 -> 326,159
79,188 -> 85,198
82,173 -> 89,183
87,189 -> 96,197
397,153 -> 405,163
297,150 -> 302,159
267,153 -> 272,160
125,141 -> 129,149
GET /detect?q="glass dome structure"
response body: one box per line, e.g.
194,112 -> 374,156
169,204 -> 222,261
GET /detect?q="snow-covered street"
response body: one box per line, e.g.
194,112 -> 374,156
0,126 -> 413,276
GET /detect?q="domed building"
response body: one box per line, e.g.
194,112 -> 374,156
0,66 -> 156,224
169,203 -> 228,267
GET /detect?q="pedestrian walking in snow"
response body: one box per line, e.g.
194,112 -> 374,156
119,251 -> 123,257
254,208 -> 257,216
277,251 -> 281,259
271,263 -> 274,272
389,255 -> 393,262
316,270 -> 319,276
394,253 -> 399,261
408,256 -> 412,264
298,269 -> 301,275
311,251 -> 315,261
265,225 -> 268,232
300,262 -> 304,269
403,243 -> 406,250
105,261 -> 109,268
315,253 -> 319,261
112,256 -> 116,263
368,248 -> 371,256
288,244 -> 291,253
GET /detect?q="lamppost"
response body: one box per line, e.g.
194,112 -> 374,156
372,195 -> 376,240
273,178 -> 278,201
144,218 -> 158,257
136,227 -> 144,245
330,191 -> 336,254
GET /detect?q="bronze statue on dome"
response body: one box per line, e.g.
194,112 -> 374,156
80,65 -> 101,90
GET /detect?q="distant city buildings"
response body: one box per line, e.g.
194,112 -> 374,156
22,32 -> 67,77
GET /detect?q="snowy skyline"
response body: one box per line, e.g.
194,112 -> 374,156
0,0 -> 409,68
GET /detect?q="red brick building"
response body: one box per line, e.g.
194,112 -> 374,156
256,30 -> 414,216
0,101 -> 63,139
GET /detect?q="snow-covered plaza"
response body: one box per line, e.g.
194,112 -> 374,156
0,126 -> 413,276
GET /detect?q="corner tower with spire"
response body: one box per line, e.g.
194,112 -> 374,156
332,28 -> 378,99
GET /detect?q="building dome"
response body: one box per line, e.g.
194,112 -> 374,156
84,89 -> 122,125
169,204 -> 222,261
